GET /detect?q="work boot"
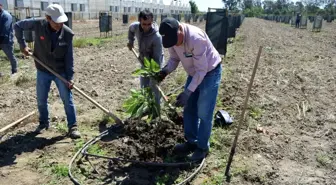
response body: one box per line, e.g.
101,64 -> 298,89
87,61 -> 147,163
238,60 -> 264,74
34,123 -> 49,134
11,69 -> 17,75
190,148 -> 209,161
68,126 -> 81,139
173,142 -> 197,156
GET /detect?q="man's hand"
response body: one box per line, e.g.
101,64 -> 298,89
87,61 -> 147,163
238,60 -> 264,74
175,89 -> 192,107
127,43 -> 134,51
156,70 -> 168,83
21,47 -> 32,56
68,80 -> 74,89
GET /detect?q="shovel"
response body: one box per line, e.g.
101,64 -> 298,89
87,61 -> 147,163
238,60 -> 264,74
30,55 -> 123,125
130,48 -> 183,124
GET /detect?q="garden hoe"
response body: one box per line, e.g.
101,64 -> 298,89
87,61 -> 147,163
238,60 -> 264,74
30,55 -> 123,125
130,48 -> 183,124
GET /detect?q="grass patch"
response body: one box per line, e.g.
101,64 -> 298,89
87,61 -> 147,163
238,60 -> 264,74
87,143 -> 107,155
249,105 -> 263,120
209,128 -> 232,151
51,164 -> 69,177
316,153 -> 332,167
202,173 -> 224,185
55,122 -> 68,134
14,74 -> 33,86
174,71 -> 187,86
156,174 -> 170,185
0,74 -> 10,85
74,139 -> 85,151
73,34 -> 127,48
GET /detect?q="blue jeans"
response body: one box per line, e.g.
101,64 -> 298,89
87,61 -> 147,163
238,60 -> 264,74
0,43 -> 18,73
183,64 -> 222,150
36,70 -> 77,128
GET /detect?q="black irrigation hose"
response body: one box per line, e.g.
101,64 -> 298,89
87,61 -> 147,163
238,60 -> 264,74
68,129 -> 205,185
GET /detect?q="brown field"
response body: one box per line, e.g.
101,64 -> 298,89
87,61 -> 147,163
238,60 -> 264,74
0,18 -> 335,185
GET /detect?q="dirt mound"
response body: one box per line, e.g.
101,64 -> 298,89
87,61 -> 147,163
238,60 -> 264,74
102,119 -> 185,162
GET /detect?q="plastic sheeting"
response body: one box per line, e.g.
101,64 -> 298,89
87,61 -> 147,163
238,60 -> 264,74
99,13 -> 112,32
161,14 -> 167,22
122,14 -> 128,24
290,16 -> 295,26
205,10 -> 228,55
172,14 -> 181,21
300,16 -> 307,28
313,16 -> 323,30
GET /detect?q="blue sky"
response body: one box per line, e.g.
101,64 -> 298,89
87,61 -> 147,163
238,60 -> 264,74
193,0 -> 224,11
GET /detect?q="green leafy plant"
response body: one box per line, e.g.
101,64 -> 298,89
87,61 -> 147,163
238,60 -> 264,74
124,57 -> 162,122
123,87 -> 160,123
124,57 -> 162,161
132,57 -> 161,80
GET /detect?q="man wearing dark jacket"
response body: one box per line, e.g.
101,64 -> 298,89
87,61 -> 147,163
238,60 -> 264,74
127,10 -> 164,104
14,4 -> 80,139
0,3 -> 18,76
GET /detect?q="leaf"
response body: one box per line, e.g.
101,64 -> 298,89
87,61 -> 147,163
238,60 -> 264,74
143,57 -> 150,69
150,59 -> 161,73
134,102 -> 147,118
132,69 -> 150,76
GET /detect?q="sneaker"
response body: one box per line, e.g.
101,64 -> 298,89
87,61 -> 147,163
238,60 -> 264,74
190,148 -> 209,161
173,142 -> 197,156
34,124 -> 49,134
68,126 -> 81,139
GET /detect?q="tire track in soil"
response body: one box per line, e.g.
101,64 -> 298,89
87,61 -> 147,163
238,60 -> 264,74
222,18 -> 335,185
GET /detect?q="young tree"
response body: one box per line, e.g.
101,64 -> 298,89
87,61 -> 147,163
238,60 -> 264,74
222,0 -> 240,10
189,0 -> 199,14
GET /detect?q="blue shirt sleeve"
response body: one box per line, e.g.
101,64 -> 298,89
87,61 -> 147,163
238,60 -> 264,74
14,18 -> 36,49
65,40 -> 74,81
0,11 -> 12,42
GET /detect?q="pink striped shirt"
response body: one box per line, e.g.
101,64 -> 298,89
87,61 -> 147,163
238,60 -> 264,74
164,23 -> 222,92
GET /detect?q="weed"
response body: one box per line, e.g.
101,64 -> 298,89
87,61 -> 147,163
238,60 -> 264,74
51,164 -> 68,177
231,164 -> 250,177
209,128 -> 232,151
73,34 -> 126,48
249,106 -> 263,119
156,174 -> 170,185
14,74 -> 32,86
202,173 -> 224,185
74,139 -> 85,151
174,71 -> 187,86
87,143 -> 107,155
316,153 -> 332,166
55,122 -> 68,134
0,75 -> 10,85
163,155 -> 175,163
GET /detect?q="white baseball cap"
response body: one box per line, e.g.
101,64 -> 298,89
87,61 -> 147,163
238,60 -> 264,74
45,4 -> 68,23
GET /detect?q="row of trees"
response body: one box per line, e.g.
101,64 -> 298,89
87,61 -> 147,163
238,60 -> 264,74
223,0 -> 336,17
189,0 -> 335,17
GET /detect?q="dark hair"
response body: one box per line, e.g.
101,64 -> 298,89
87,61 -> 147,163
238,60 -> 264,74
138,10 -> 153,21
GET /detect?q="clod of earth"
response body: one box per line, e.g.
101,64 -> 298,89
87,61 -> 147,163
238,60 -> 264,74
101,118 -> 185,162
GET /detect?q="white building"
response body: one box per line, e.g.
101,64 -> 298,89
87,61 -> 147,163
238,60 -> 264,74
1,0 -> 190,19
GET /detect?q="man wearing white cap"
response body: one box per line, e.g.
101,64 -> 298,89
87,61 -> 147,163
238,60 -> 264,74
14,4 -> 81,139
